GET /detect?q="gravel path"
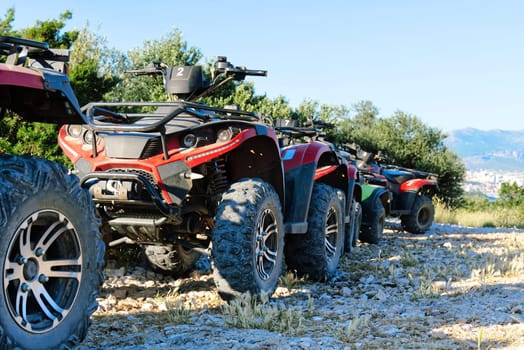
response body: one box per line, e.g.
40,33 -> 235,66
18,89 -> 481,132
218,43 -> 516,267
78,223 -> 524,349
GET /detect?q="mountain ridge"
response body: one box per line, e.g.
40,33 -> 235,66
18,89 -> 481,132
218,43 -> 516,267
444,128 -> 524,171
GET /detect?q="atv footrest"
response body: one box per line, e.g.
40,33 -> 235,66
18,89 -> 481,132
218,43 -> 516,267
108,217 -> 167,227
108,217 -> 168,242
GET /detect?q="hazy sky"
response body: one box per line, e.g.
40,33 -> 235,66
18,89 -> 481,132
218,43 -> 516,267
2,0 -> 523,132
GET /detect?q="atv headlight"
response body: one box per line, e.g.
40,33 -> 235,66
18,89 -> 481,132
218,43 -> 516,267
183,133 -> 197,148
217,128 -> 233,143
83,130 -> 95,144
66,124 -> 83,138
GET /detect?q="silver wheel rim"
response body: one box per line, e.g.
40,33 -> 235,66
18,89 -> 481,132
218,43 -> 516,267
3,210 -> 83,333
325,206 -> 339,262
255,208 -> 279,281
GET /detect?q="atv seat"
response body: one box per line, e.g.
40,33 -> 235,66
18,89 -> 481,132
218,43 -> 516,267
382,169 -> 415,184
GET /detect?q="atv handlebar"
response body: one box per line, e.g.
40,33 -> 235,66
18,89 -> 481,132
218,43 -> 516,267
125,62 -> 166,76
225,67 -> 267,77
126,57 -> 267,101
128,57 -> 267,80
213,56 -> 267,80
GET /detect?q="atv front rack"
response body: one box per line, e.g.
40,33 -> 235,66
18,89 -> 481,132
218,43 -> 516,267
80,100 -> 261,159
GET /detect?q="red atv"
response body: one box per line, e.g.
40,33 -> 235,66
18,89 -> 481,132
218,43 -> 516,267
0,36 -> 104,350
349,145 -> 438,234
273,119 -> 362,265
58,57 -> 359,299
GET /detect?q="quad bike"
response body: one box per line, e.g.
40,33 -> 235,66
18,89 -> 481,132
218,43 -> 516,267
345,144 -> 439,234
58,56 -> 359,299
281,122 -> 389,246
0,36 -> 104,350
274,119 -> 362,254
338,146 -> 389,245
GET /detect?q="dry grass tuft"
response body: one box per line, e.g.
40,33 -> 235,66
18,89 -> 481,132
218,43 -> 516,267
221,292 -> 303,335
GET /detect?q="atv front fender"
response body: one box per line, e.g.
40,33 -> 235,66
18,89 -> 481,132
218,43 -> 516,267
395,179 -> 438,212
361,184 -> 390,226
281,142 -> 351,234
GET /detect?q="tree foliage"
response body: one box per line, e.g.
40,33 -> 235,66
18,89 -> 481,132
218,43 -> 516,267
105,28 -> 202,103
497,182 -> 524,207
17,11 -> 78,48
461,182 -> 524,222
69,27 -> 123,105
0,7 -> 14,35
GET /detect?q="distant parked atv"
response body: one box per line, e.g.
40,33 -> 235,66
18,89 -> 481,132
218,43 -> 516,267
0,36 -> 104,350
347,144 -> 439,234
336,148 -> 389,245
58,57 -> 358,300
272,119 -> 362,259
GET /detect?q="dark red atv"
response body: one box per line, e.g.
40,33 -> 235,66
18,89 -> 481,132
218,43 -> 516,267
0,36 -> 104,350
58,57 -> 360,300
272,118 -> 362,260
347,144 -> 438,234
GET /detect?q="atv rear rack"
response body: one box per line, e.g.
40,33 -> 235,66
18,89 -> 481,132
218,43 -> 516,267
381,164 -> 438,180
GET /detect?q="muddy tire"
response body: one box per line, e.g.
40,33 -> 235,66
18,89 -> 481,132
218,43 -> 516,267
401,195 -> 435,234
285,183 -> 345,281
212,179 -> 284,300
144,244 -> 200,277
0,155 -> 104,350
360,198 -> 385,244
344,200 -> 362,254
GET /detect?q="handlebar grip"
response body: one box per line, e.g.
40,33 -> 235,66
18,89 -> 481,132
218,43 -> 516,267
126,62 -> 165,76
223,67 -> 268,79
125,67 -> 162,76
244,69 -> 267,77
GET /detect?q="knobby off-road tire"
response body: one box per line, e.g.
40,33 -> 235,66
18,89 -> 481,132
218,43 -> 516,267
360,198 -> 385,244
144,243 -> 200,277
285,183 -> 345,281
212,179 -> 284,300
0,155 -> 104,350
344,200 -> 362,254
401,195 -> 435,234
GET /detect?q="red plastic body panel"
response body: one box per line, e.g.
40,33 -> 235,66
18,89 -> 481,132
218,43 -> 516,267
0,64 -> 44,90
281,142 -> 331,171
400,178 -> 438,192
58,126 -> 277,205
314,165 -> 338,180
347,163 -> 357,179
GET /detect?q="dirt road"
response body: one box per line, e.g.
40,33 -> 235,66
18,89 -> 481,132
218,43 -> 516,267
79,223 -> 524,349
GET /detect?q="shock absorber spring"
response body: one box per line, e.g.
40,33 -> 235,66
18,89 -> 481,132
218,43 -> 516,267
210,157 -> 228,196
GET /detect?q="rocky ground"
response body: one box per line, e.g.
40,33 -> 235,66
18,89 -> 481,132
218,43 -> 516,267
78,222 -> 524,350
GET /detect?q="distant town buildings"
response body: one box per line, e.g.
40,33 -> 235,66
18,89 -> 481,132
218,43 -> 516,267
463,170 -> 524,199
